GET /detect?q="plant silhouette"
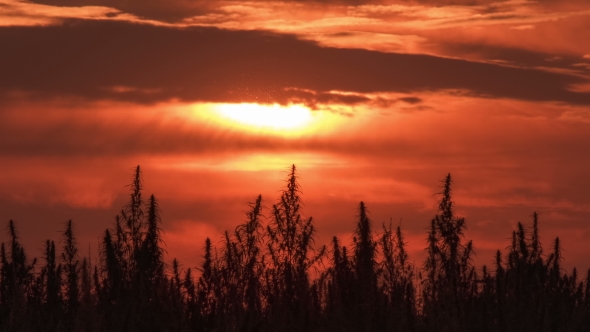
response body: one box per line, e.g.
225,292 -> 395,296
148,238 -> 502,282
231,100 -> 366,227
0,165 -> 589,331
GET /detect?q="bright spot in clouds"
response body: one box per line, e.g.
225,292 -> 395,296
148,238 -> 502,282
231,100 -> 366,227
215,103 -> 312,130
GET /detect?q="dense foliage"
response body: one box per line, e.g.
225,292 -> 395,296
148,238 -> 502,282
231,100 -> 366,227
1,165 -> 589,331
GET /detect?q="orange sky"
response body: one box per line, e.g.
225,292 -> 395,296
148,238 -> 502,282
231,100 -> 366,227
1,0 -> 589,272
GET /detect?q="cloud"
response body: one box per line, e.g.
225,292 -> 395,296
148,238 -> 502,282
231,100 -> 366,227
2,93 -> 590,166
0,0 -> 147,26
398,96 -> 422,104
1,20 -> 589,107
22,0 -> 509,23
510,24 -> 534,30
430,42 -> 590,75
26,0 -> 211,22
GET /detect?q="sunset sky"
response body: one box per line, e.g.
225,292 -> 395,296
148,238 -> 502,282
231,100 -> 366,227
1,0 -> 589,272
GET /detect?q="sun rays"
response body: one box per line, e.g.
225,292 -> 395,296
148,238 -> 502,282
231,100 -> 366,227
215,103 -> 313,130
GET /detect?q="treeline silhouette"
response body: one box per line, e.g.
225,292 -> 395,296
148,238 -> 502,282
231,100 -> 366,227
1,165 -> 589,332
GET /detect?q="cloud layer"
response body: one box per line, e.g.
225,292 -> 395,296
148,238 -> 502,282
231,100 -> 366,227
1,20 -> 590,107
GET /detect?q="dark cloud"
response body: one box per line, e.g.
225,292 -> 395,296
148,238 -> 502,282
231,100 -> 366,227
284,88 -> 370,109
1,20 -> 589,106
398,96 -> 422,104
29,0 -> 211,22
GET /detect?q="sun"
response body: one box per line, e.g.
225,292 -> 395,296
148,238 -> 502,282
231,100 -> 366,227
185,101 -> 346,137
215,103 -> 312,130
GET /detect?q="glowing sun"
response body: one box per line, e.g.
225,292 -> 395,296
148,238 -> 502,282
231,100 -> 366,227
215,103 -> 312,129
